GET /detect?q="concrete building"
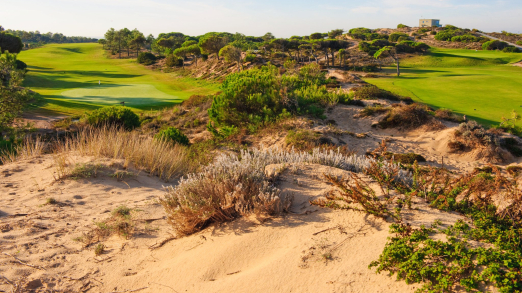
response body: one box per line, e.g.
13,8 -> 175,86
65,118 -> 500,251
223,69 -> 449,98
419,19 -> 441,28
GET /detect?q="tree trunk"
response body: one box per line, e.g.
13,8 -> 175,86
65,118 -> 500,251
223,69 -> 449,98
325,52 -> 329,67
396,60 -> 400,76
195,55 -> 198,67
331,52 -> 335,67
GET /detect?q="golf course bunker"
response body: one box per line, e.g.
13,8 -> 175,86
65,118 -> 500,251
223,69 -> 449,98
61,84 -> 181,107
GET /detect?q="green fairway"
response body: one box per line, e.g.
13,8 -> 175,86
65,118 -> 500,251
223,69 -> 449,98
18,43 -> 219,115
366,48 -> 522,126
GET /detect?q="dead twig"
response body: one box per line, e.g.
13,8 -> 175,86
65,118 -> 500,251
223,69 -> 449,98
2,252 -> 45,270
109,287 -> 148,293
226,271 -> 241,275
312,226 -> 340,236
150,282 -> 179,292
148,236 -> 176,250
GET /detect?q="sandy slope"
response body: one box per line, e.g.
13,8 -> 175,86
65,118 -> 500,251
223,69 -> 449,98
1,156 -> 472,292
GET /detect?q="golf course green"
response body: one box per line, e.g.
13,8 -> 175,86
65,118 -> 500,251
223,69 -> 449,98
18,43 -> 219,115
366,48 -> 522,126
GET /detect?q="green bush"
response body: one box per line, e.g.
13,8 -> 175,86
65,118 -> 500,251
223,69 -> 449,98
15,60 -> 27,70
389,32 -> 409,42
208,63 -> 350,133
482,40 -> 510,50
155,127 -> 189,146
450,34 -> 480,43
397,24 -> 409,29
84,106 -> 140,130
517,41 -> 522,46
165,54 -> 183,67
503,46 -> 521,53
244,54 -> 256,62
137,52 -> 156,65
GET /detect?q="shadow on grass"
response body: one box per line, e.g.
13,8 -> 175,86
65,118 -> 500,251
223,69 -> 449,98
28,68 -> 143,79
59,47 -> 85,54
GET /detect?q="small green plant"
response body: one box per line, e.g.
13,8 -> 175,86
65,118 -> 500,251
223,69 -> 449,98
112,205 -> 132,219
94,243 -> 105,256
69,163 -> 100,179
45,197 -> 57,205
155,127 -> 190,146
84,106 -> 140,130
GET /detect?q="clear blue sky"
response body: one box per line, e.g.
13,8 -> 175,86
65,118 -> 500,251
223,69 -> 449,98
1,0 -> 521,38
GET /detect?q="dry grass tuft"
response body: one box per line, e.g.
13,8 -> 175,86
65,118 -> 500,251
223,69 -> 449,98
378,103 -> 434,129
0,136 -> 46,164
448,121 -> 512,162
55,127 -> 188,181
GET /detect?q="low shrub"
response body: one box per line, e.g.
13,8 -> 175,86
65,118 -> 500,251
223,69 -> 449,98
208,63 -> 351,133
434,108 -> 464,123
165,54 -> 183,67
84,106 -> 140,130
285,130 -> 334,151
397,24 -> 409,29
162,146 -> 410,236
506,165 -> 522,176
503,46 -> 521,53
378,103 -> 431,129
482,40 -> 510,51
502,137 -> 522,157
389,32 -> 409,42
244,54 -> 256,62
155,127 -> 190,146
137,52 -> 156,65
383,152 -> 426,164
359,104 -> 390,117
353,85 -> 413,103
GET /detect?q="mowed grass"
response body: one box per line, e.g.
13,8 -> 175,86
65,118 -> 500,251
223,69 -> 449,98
18,43 -> 219,115
366,48 -> 522,126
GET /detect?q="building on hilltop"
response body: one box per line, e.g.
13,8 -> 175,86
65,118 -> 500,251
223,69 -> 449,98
419,19 -> 441,28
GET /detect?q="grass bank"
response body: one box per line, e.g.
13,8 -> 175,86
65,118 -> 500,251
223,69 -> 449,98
18,43 -> 219,115
365,48 -> 522,126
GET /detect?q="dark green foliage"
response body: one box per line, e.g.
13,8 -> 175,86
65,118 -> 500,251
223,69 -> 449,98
349,28 -> 387,41
482,40 -> 510,51
0,52 -> 32,130
155,127 -> 189,146
0,32 -> 23,53
244,54 -> 256,62
15,60 -> 26,70
389,32 -> 409,42
165,54 -> 183,67
503,46 -> 521,53
517,41 -> 522,46
502,137 -> 522,157
450,34 -> 482,43
84,106 -> 140,130
137,52 -> 156,65
208,64 -> 351,133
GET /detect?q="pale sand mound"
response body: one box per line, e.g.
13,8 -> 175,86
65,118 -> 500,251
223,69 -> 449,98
327,105 -> 520,171
1,157 -> 469,292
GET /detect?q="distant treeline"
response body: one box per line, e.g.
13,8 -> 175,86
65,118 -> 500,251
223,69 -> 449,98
100,28 -> 352,68
0,25 -> 97,49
